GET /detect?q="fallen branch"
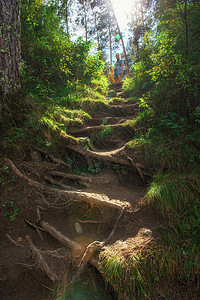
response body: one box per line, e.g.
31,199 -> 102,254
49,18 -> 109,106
26,235 -> 60,282
5,158 -> 123,210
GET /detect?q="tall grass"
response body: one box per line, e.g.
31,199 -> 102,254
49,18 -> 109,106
145,172 -> 200,216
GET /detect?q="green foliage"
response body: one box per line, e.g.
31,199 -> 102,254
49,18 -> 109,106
3,201 -> 19,222
0,163 -> 9,183
88,161 -> 102,174
21,0 -> 105,100
145,172 -> 200,216
91,125 -> 113,146
100,249 -> 158,299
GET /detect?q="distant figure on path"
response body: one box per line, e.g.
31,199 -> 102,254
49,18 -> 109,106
114,53 -> 123,83
108,66 -> 116,84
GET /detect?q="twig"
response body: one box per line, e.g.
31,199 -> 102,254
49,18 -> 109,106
40,248 -> 66,259
41,283 -> 56,292
6,234 -> 22,247
102,206 -> 125,245
24,218 -> 46,241
26,235 -> 60,282
15,262 -> 37,269
76,218 -> 103,224
128,157 -> 145,183
24,218 -> 46,232
36,206 -> 42,222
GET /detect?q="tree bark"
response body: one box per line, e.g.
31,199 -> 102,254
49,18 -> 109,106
0,0 -> 21,97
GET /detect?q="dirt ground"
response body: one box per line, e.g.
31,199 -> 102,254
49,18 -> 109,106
0,86 -> 196,300
0,159 -> 159,299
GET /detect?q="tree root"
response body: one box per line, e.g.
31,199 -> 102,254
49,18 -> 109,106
24,218 -> 46,241
34,147 -> 71,169
25,207 -> 124,296
40,207 -> 124,288
5,158 -> 123,209
70,207 -> 124,285
70,123 -> 126,135
44,176 -> 77,191
66,142 -> 132,166
47,171 -> 91,187
26,235 -> 60,282
128,157 -> 145,183
6,234 -> 22,247
40,220 -> 99,269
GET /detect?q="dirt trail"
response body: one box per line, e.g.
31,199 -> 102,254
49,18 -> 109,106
0,85 -> 164,299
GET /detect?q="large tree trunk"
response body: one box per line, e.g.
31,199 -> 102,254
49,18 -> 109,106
0,0 -> 21,98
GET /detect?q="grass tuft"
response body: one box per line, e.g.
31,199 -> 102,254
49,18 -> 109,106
145,172 -> 200,216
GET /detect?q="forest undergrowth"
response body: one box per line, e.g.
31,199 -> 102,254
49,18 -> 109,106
0,0 -> 200,299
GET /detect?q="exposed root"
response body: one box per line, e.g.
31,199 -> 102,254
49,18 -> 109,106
69,240 -> 101,285
5,158 -> 123,209
70,123 -> 126,135
39,248 -> 66,259
40,220 -> 99,269
6,234 -> 22,247
128,157 -> 146,183
66,142 -> 132,166
34,147 -> 71,169
48,171 -> 91,187
76,218 -> 103,224
24,218 -> 46,241
70,207 -> 124,285
44,176 -> 77,191
26,235 -> 60,282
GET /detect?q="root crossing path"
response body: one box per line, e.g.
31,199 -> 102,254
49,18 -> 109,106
1,85 -> 162,300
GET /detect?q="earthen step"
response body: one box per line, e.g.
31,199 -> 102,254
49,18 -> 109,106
86,116 -> 133,126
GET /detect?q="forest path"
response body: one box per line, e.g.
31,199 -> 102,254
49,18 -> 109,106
0,84 -> 164,300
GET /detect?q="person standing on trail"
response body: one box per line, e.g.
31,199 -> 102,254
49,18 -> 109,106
108,66 -> 116,84
114,53 -> 123,83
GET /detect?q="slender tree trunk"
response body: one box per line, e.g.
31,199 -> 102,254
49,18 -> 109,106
109,1 -> 129,74
0,0 -> 21,97
140,0 -> 145,37
94,13 -> 100,50
184,0 -> 189,54
65,4 -> 69,35
108,23 -> 112,64
83,0 -> 88,42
